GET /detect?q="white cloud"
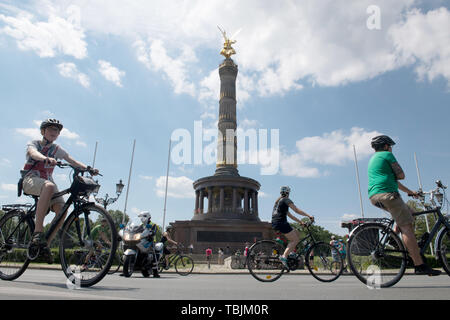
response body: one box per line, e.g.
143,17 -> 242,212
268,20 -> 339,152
134,39 -> 196,96
281,127 -> 382,178
139,175 -> 153,181
57,62 -> 90,88
15,119 -> 87,147
98,60 -> 125,87
342,213 -> 359,221
155,176 -> 194,199
0,158 -> 11,167
389,7 -> 450,87
0,4 -> 87,59
1,183 -> 16,192
2,1 -> 449,102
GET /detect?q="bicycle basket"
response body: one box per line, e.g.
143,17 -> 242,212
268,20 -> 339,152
71,176 -> 99,195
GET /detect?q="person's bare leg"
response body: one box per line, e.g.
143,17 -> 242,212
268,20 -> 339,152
34,182 -> 56,233
399,224 -> 423,266
46,203 -> 67,245
283,229 -> 299,258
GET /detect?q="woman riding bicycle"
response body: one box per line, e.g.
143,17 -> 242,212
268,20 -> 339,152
271,186 -> 314,269
21,118 -> 98,263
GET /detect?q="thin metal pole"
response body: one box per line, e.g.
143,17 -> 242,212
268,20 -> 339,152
414,152 -> 433,255
162,139 -> 172,230
353,145 -> 364,218
122,139 -> 136,225
92,141 -> 98,168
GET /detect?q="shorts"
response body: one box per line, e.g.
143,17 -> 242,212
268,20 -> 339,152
272,222 -> 293,234
22,175 -> 65,207
370,192 -> 414,227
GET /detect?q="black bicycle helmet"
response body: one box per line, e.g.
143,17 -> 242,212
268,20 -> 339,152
371,135 -> 395,148
40,118 -> 63,131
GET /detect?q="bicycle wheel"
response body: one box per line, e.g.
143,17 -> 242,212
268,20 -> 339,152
175,255 -> 194,276
108,245 -> 123,275
437,227 -> 450,276
347,223 -> 406,288
60,204 -> 117,287
306,242 -> 343,282
246,240 -> 285,282
0,211 -> 32,281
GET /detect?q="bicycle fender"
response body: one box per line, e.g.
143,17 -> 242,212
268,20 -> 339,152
348,222 -> 387,239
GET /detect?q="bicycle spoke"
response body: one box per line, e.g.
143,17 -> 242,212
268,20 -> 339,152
247,240 -> 285,282
0,211 -> 32,280
348,224 -> 406,288
307,242 -> 343,282
60,204 -> 117,287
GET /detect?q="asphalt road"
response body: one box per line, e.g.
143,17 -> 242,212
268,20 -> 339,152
0,269 -> 449,301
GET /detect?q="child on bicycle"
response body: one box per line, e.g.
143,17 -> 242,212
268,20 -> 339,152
21,119 -> 97,263
271,186 -> 314,269
368,135 -> 440,276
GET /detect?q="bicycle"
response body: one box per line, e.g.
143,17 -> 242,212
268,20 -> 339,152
246,221 -> 344,283
157,246 -> 194,276
108,241 -> 124,274
0,162 -> 118,287
347,180 -> 450,288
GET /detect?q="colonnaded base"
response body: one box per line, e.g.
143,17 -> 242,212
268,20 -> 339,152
171,220 -> 274,255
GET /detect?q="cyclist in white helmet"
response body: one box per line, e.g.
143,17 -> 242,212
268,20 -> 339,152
21,119 -> 98,263
272,186 -> 314,269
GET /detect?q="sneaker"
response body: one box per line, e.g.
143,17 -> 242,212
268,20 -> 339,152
414,264 -> 441,276
279,256 -> 289,270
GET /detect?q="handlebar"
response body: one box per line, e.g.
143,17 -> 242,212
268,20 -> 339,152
56,161 -> 102,177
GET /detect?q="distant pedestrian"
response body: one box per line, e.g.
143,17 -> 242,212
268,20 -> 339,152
218,248 -> 224,265
205,247 -> 212,269
189,243 -> 194,254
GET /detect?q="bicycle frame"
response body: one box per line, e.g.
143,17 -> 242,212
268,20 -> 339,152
413,208 -> 450,257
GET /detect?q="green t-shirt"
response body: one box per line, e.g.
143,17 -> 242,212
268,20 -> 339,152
368,151 -> 399,198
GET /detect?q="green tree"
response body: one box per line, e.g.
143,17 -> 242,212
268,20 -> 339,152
108,210 -> 130,229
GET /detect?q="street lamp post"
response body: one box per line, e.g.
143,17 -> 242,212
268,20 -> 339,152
93,179 -> 125,209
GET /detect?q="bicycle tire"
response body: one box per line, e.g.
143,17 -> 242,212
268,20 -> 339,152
0,210 -> 32,281
59,204 -> 117,287
437,226 -> 450,276
347,223 -> 406,288
246,240 -> 285,282
122,255 -> 135,278
108,249 -> 123,275
175,255 -> 194,276
306,242 -> 343,282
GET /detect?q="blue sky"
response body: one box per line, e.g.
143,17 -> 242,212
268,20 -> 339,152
1,0 -> 449,236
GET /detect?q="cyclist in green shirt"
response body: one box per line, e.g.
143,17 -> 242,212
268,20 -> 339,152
368,135 -> 440,276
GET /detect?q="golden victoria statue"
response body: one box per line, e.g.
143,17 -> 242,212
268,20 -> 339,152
218,26 -> 239,59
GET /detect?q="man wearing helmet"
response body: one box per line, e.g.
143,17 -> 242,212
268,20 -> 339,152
272,186 -> 314,269
368,135 -> 440,276
21,119 -> 97,263
137,211 -> 160,278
